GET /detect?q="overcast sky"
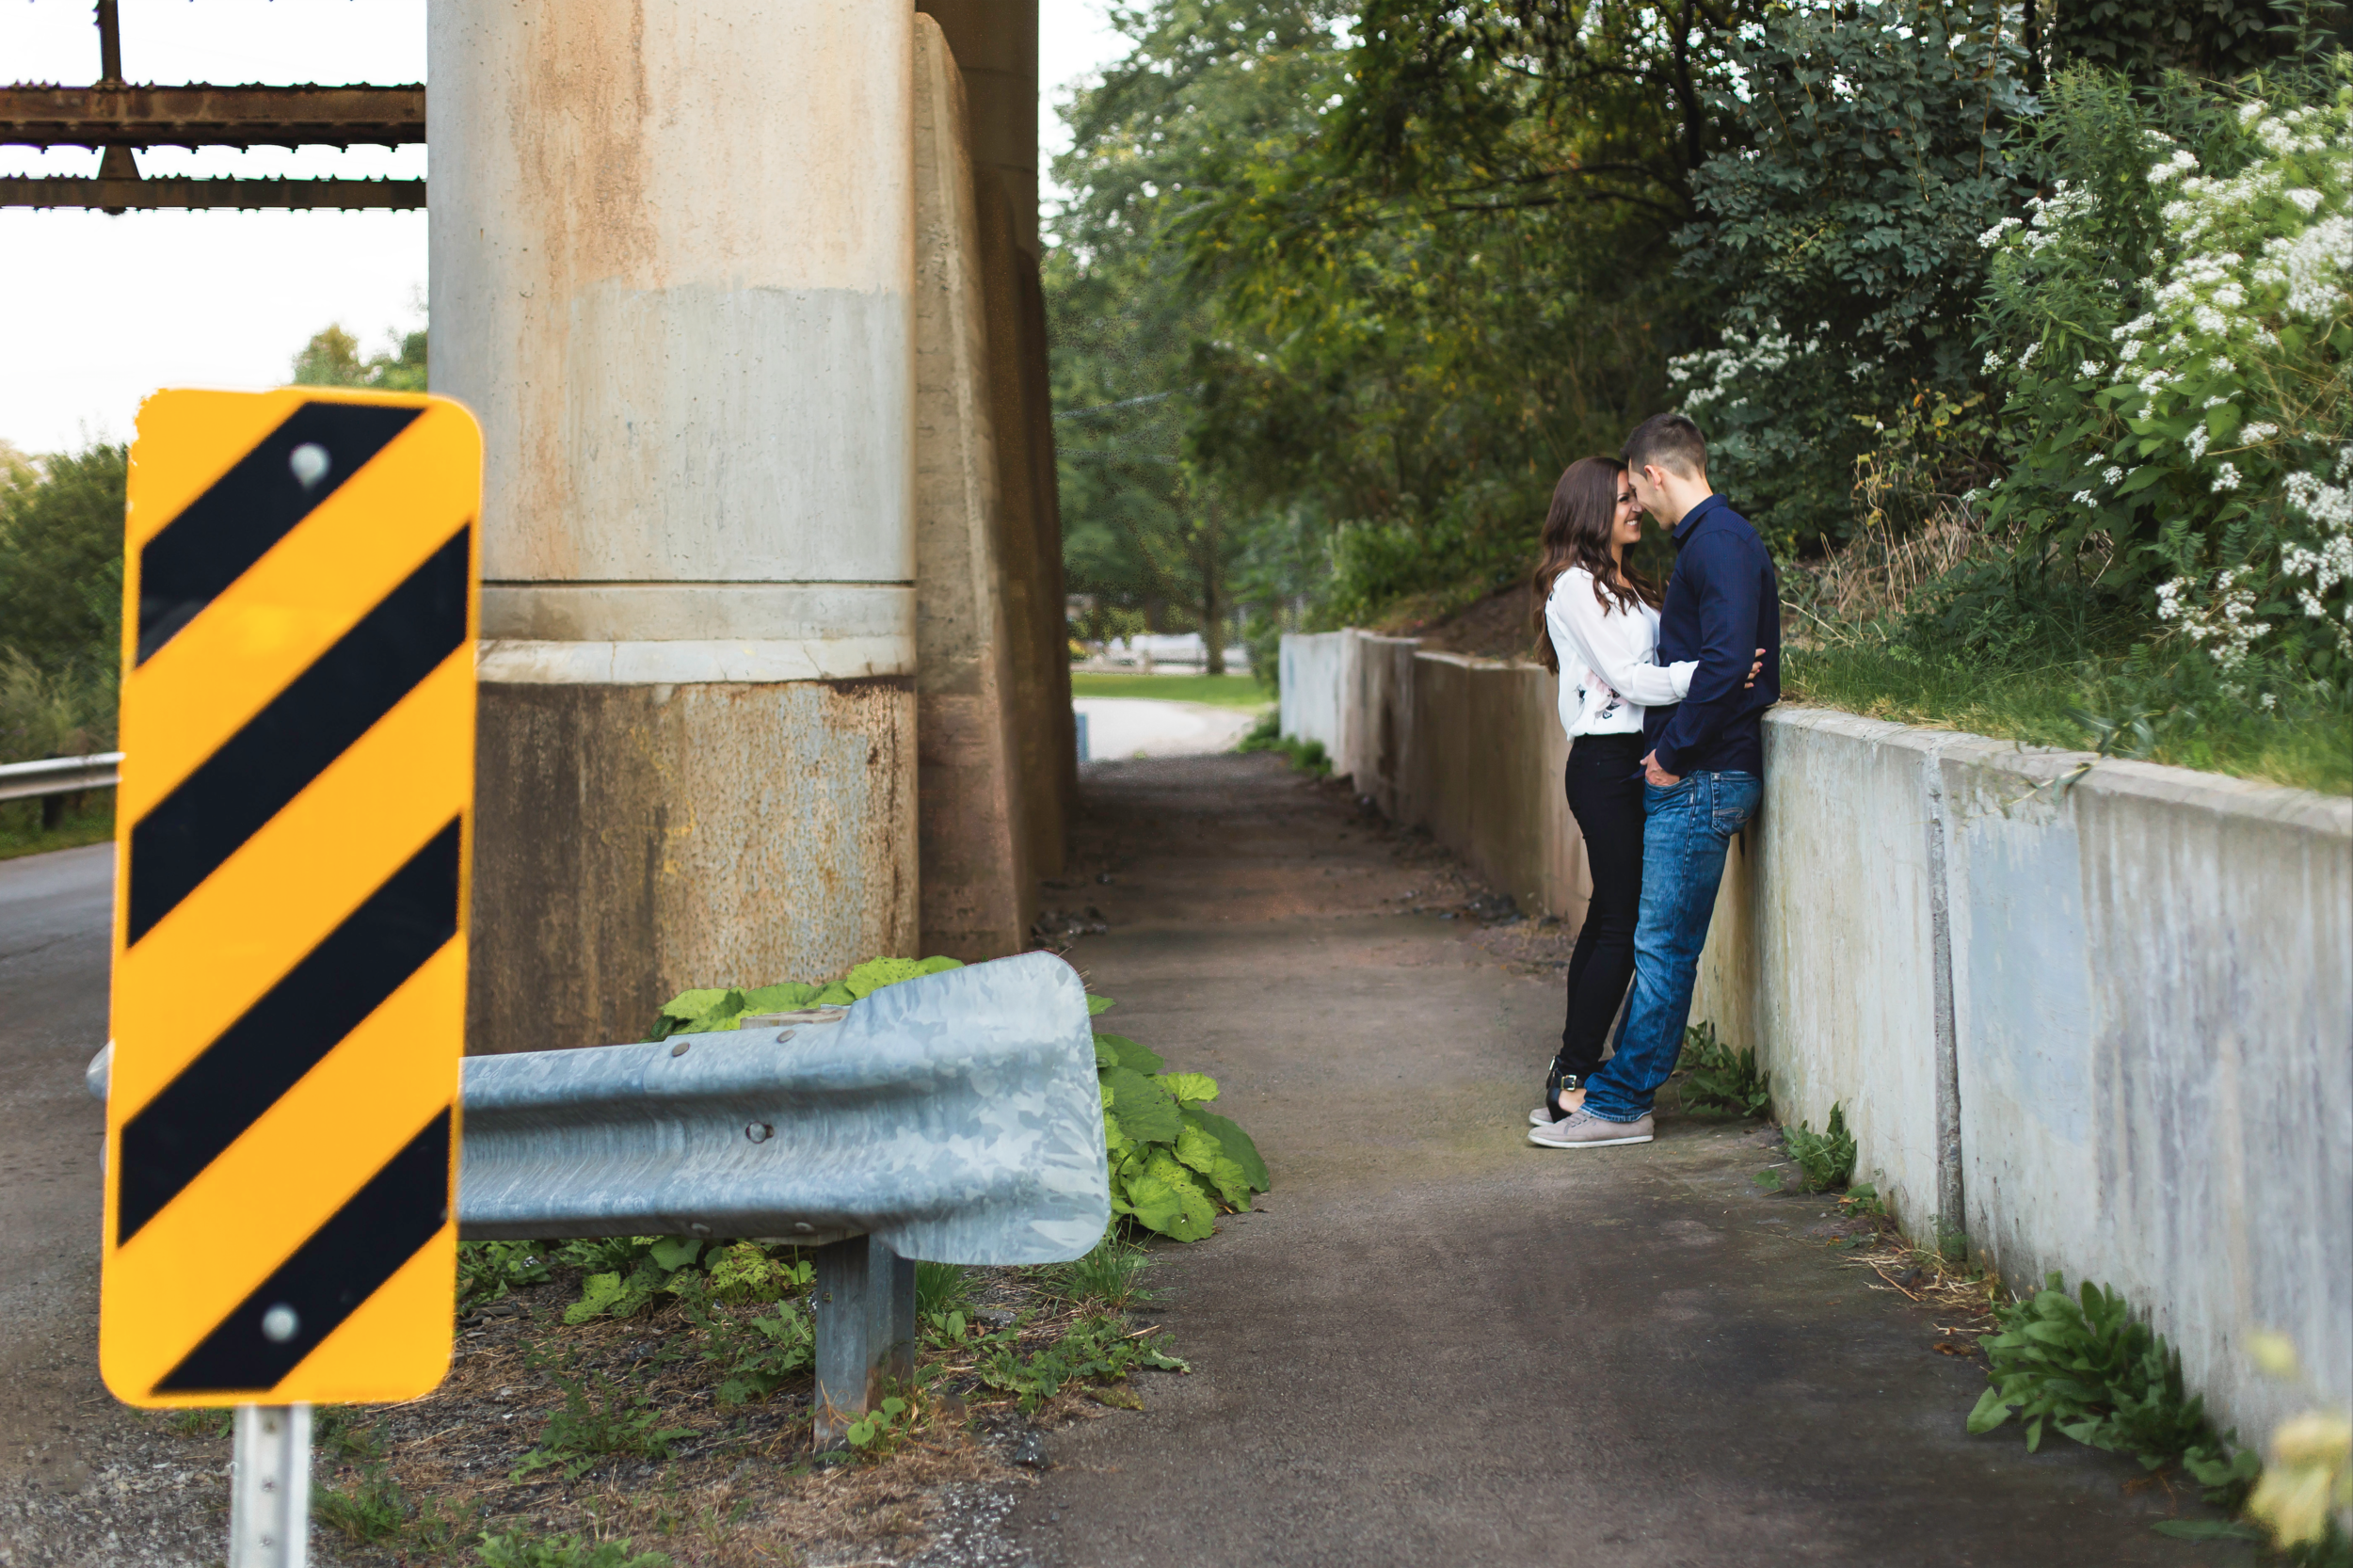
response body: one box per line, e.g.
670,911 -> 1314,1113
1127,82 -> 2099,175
0,0 -> 1129,457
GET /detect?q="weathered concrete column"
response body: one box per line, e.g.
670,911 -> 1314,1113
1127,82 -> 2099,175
919,0 -> 1076,878
915,0 -> 1038,256
912,17 -> 1032,959
429,2 -> 919,1053
974,174 -> 1077,878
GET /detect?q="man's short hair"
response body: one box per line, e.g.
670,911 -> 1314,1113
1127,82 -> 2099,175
1624,412 -> 1709,480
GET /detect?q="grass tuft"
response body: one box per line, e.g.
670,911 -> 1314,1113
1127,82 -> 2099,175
1668,1022 -> 1771,1118
1037,1234 -> 1158,1312
1782,1105 -> 1858,1192
917,1260 -> 976,1318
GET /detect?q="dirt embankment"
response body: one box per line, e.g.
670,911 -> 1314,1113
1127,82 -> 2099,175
1378,584 -> 1543,664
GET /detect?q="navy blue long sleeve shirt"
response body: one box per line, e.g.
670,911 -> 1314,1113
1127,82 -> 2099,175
1641,494 -> 1782,777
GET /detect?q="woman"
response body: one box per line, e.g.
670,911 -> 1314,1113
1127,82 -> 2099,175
1526,456 -> 1696,1129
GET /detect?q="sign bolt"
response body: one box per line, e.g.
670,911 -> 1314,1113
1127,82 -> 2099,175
261,1304 -> 299,1343
288,441 -> 331,489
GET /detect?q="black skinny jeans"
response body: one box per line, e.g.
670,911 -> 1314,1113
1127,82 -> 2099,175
1556,731 -> 1645,1083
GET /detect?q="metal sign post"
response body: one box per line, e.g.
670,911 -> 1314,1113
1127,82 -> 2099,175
229,1405 -> 312,1568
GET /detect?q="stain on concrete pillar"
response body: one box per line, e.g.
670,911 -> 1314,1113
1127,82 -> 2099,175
472,679 -> 917,1054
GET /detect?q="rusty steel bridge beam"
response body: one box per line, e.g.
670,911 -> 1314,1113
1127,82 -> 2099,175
0,174 -> 423,211
0,84 -> 424,149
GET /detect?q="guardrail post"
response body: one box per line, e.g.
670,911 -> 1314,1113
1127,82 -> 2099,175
874,1240 -> 917,1391
812,1236 -> 920,1448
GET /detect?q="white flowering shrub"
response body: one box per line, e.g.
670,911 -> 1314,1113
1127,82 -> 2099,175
1980,61 -> 2353,688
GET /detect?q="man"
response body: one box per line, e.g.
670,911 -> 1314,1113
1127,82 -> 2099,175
1530,412 -> 1781,1149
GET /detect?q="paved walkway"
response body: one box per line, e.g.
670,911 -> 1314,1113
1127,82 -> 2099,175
1006,753 -> 2248,1567
1072,698 -> 1260,762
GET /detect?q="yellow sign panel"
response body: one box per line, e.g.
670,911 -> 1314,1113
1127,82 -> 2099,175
102,388 -> 480,1408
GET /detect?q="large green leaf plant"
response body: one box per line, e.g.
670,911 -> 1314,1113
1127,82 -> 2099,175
1088,994 -> 1271,1240
648,960 -> 1271,1243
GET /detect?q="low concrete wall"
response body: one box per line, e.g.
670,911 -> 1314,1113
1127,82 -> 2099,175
1282,632 -> 2353,1447
1305,632 -> 1584,922
1278,632 -> 1350,761
1692,712 -> 1952,1243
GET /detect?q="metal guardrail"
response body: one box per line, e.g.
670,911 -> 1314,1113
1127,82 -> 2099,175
88,950 -> 1109,1443
0,751 -> 122,803
457,950 -> 1110,1261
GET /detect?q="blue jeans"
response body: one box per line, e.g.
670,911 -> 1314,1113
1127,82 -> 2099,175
1582,770 -> 1761,1123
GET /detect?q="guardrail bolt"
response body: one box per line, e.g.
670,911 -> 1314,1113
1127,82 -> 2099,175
669,1040 -> 692,1058
745,1122 -> 773,1144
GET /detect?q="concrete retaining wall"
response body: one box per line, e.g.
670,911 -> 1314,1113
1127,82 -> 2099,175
1277,632 -> 1350,762
1281,631 -> 2353,1446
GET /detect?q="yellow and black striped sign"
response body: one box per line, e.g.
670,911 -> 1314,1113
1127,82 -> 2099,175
101,388 -> 480,1408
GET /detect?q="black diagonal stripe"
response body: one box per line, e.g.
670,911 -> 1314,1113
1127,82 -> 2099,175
152,1108 -> 452,1396
116,820 -> 460,1245
136,400 -> 423,665
125,527 -> 469,946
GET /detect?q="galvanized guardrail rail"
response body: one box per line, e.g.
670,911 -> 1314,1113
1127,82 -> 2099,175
0,750 -> 122,803
91,949 -> 1110,1446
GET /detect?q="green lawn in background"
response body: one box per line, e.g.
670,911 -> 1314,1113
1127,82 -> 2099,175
0,792 -> 115,863
1069,671 -> 1273,710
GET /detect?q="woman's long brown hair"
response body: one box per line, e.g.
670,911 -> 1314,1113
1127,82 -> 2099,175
1530,456 -> 1663,673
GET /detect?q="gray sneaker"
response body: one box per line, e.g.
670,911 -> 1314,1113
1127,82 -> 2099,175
1528,1108 -> 1655,1148
1529,1089 -> 1589,1126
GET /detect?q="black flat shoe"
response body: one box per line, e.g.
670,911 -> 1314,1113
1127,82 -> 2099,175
1530,1061 -> 1583,1125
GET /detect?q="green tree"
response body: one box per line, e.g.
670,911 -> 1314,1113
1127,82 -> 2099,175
1671,0 -> 2036,552
1048,0 -> 1342,655
1177,0 -> 1724,613
0,440 -> 126,672
1046,0 -> 1762,633
0,441 -> 125,765
291,324 -> 428,392
2045,0 -> 2346,86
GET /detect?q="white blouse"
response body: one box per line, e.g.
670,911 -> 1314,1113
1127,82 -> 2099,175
1545,567 -> 1696,738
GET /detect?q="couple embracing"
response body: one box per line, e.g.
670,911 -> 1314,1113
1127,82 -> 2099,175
1526,413 -> 1782,1150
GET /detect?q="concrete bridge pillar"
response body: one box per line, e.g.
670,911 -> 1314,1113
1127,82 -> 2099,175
430,1 -> 920,1052
920,0 -> 1077,878
915,0 -> 1039,257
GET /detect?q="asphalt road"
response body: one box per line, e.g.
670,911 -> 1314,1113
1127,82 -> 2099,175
1,844 -> 245,1567
0,845 -> 115,1496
